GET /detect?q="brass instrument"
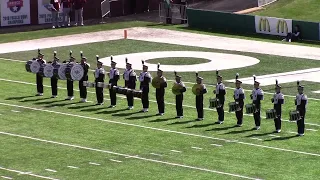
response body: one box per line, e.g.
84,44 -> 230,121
152,76 -> 165,88
192,84 -> 203,95
172,83 -> 183,95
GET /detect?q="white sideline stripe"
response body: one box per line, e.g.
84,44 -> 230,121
89,162 -> 100,166
1,78 -> 320,127
170,150 -> 182,153
288,131 -> 297,134
250,138 -> 263,141
10,110 -> 20,113
306,129 -> 318,132
1,103 -> 320,158
191,147 -> 203,150
109,159 -> 122,163
210,144 -> 223,147
67,166 -> 79,169
1,176 -> 12,180
0,57 -> 25,63
150,153 -> 163,157
268,135 -> 280,138
0,166 -> 59,180
44,169 -> 56,173
125,155 -> 138,158
0,132 -> 261,180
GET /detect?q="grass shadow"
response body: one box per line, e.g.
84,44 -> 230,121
126,114 -> 157,120
34,99 -> 66,105
20,97 -> 51,102
224,128 -> 254,134
265,135 -> 298,141
96,108 -> 128,114
67,104 -> 96,109
112,111 -> 141,117
80,106 -> 107,112
5,95 -> 35,100
205,125 -> 237,131
149,117 -> 176,123
168,119 -> 197,125
246,132 -> 274,138
186,123 -> 216,129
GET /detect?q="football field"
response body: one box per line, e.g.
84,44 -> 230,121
0,26 -> 320,180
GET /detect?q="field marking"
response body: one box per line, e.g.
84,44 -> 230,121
0,166 -> 59,180
1,103 -> 320,158
67,166 -> 79,169
170,150 -> 182,153
44,169 -> 57,173
1,77 -> 320,127
306,129 -> 318,132
191,147 -> 203,150
210,144 -> 223,147
0,132 -> 261,180
150,153 -> 163,157
268,134 -> 281,138
10,110 -> 20,113
1,176 -> 12,180
89,162 -> 100,166
288,131 -> 297,134
250,138 -> 263,141
109,159 -> 122,163
0,57 -> 25,63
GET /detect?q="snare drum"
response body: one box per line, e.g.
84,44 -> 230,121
245,103 -> 255,114
97,82 -> 105,88
112,86 -> 119,93
133,90 -> 142,98
228,102 -> 237,112
266,109 -> 277,119
83,81 -> 95,88
209,98 -> 218,109
289,110 -> 300,121
58,64 -> 67,80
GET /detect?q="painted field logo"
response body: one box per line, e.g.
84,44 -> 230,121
7,0 -> 24,13
277,20 -> 288,34
259,18 -> 270,32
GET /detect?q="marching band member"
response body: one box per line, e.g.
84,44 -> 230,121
234,73 -> 245,127
295,81 -> 308,136
50,51 -> 59,98
108,56 -> 120,108
174,71 -> 186,118
94,56 -> 105,105
214,70 -> 226,124
79,51 -> 90,102
272,80 -> 284,133
123,58 -> 136,110
155,63 -> 167,116
139,60 -> 152,113
36,50 -> 46,96
65,51 -> 75,100
195,72 -> 207,120
251,76 -> 264,130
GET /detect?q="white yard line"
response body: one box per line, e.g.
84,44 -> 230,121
1,176 -> 12,180
306,129 -> 318,132
191,147 -> 203,150
1,77 -> 320,127
1,102 -> 320,157
210,144 -> 223,147
109,159 -> 122,163
89,162 -> 100,166
268,134 -> 281,138
44,169 -> 57,173
170,150 -> 182,153
67,166 -> 79,169
0,166 -> 59,180
288,131 -> 297,134
0,132 -> 261,180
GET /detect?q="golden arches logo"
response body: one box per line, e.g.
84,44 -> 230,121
259,18 -> 270,32
277,20 -> 288,34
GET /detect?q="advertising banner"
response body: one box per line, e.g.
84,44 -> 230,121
38,0 -> 63,24
255,16 -> 292,36
1,0 -> 31,26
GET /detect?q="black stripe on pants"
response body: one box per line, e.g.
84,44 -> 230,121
109,88 -> 117,106
216,105 -> 224,121
236,108 -> 243,125
95,87 -> 104,103
67,80 -> 74,97
196,95 -> 204,118
176,94 -> 183,116
51,78 -> 58,96
79,80 -> 87,99
36,74 -> 43,93
254,110 -> 261,126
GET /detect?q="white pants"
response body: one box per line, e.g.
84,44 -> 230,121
51,11 -> 59,27
75,8 -> 83,25
62,8 -> 71,25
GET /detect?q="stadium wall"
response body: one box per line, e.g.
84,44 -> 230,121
187,8 -> 320,41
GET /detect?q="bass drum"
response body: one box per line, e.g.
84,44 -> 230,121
53,64 -> 61,78
58,64 -> 67,80
26,60 -> 41,74
25,60 -> 33,72
66,64 -> 84,81
43,64 -> 54,78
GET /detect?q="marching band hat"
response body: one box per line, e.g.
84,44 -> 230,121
157,63 -> 163,72
197,76 -> 204,80
142,60 -> 148,68
254,80 -> 260,84
275,79 -> 281,88
216,70 -> 222,78
38,53 -> 44,56
82,56 -> 87,60
298,85 -> 304,89
111,60 -> 117,64
97,60 -> 103,65
174,71 -> 181,78
235,73 -> 242,83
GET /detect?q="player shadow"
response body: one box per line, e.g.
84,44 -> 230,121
265,135 -> 298,141
168,119 -> 197,125
80,106 -> 107,112
5,95 -> 34,100
96,108 -> 128,114
44,102 -> 75,108
149,117 -> 176,123
246,132 -> 274,138
205,125 -> 237,131
224,129 -> 255,134
34,99 -> 66,105
112,111 -> 141,117
126,114 -> 157,120
186,123 -> 216,129
20,97 -> 51,102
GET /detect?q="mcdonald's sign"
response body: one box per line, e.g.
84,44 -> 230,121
277,20 -> 288,34
259,18 -> 270,32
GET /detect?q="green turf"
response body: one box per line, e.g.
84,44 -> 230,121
253,0 -> 320,22
147,57 -> 210,65
1,39 -> 320,179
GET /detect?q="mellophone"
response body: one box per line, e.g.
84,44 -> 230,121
83,81 -> 143,99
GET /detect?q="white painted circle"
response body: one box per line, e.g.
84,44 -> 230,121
99,51 -> 260,72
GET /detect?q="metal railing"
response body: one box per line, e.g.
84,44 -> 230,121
159,2 -> 188,24
101,0 -> 111,22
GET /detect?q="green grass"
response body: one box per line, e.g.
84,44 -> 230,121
1,37 -> 320,179
253,0 -> 320,22
147,57 -> 210,65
